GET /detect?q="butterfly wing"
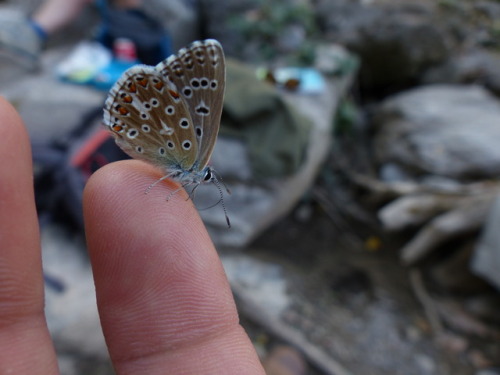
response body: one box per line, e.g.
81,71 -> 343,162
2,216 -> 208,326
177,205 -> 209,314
157,39 -> 225,170
103,66 -> 199,172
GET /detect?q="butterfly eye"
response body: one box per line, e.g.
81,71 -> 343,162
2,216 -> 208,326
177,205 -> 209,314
203,169 -> 212,181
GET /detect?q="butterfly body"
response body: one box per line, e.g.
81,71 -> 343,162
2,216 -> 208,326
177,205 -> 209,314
103,39 -> 225,189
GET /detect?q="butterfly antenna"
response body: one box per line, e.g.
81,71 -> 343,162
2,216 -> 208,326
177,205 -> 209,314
212,169 -> 231,195
212,176 -> 231,228
198,197 -> 222,210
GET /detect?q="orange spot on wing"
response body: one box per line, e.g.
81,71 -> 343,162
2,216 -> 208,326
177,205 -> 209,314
137,78 -> 148,87
116,105 -> 129,116
154,81 -> 165,91
169,89 -> 180,99
128,82 -> 137,93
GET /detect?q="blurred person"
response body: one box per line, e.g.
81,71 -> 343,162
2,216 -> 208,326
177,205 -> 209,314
0,0 -> 171,70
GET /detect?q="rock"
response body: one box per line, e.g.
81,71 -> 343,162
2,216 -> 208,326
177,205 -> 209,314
199,70 -> 353,247
41,225 -> 111,373
472,195 -> 500,291
142,0 -> 199,50
315,0 -> 453,96
464,294 -> 500,325
429,240 -> 492,294
423,48 -> 500,97
2,47 -> 106,144
476,369 -> 500,375
373,84 -> 500,180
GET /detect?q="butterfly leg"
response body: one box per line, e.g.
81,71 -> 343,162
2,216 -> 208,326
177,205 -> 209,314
165,182 -> 192,201
144,172 -> 177,194
187,183 -> 201,201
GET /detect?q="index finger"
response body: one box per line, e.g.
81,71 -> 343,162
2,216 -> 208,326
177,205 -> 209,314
83,160 -> 264,374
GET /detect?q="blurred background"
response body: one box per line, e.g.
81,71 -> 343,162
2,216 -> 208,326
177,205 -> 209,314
0,0 -> 499,374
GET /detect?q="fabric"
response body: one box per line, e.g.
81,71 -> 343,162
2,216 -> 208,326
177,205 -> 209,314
221,58 -> 312,179
97,3 -> 172,65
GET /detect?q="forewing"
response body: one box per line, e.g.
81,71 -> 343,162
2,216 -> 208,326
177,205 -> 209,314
156,39 -> 225,169
103,66 -> 199,171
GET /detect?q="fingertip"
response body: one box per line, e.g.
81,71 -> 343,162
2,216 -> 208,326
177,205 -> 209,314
84,159 -> 201,234
0,97 -> 31,162
83,159 -> 237,359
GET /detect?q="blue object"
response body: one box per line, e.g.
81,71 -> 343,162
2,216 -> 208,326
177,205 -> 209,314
90,56 -> 139,91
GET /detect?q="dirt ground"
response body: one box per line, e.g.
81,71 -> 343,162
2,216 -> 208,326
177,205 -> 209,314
241,202 -> 483,375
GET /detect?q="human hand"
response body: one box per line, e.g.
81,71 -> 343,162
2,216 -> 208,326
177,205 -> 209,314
0,97 -> 265,374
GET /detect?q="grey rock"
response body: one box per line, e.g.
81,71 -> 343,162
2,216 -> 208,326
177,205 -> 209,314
200,72 -> 354,247
472,195 -> 500,291
143,0 -> 199,51
373,84 -> 500,180
42,225 -> 111,373
423,48 -> 500,97
476,369 -> 500,375
1,47 -> 106,144
315,0 -> 453,95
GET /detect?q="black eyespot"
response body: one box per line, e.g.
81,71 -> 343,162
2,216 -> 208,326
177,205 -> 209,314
167,141 -> 175,149
180,118 -> 189,128
183,87 -> 192,97
140,113 -> 148,120
127,129 -> 138,139
195,105 -> 210,116
200,78 -> 209,88
191,79 -> 200,88
151,99 -> 159,107
196,127 -> 202,137
144,103 -> 151,109
210,80 -> 218,89
159,147 -> 166,155
182,140 -> 192,150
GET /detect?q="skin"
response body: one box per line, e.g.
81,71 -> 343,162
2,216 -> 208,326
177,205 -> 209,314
0,97 -> 265,374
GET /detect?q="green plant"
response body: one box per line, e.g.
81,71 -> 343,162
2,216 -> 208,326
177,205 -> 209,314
231,0 -> 318,64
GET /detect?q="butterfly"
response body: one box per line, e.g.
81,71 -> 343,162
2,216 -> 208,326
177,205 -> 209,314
103,39 -> 229,226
